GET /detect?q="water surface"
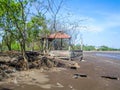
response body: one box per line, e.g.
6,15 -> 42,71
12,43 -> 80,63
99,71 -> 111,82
95,52 -> 120,60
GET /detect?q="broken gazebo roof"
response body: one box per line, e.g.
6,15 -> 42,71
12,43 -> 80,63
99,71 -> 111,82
48,31 -> 71,39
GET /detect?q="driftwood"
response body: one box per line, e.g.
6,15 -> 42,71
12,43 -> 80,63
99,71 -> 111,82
101,76 -> 119,80
47,56 -> 80,69
73,74 -> 87,79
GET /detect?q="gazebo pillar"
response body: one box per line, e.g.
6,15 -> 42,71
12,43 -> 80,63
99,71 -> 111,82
69,38 -> 71,60
61,38 -> 62,50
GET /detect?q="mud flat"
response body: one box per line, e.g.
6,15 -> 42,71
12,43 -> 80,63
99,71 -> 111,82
0,51 -> 120,90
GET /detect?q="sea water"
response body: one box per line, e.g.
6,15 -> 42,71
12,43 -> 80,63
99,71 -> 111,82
96,52 -> 120,60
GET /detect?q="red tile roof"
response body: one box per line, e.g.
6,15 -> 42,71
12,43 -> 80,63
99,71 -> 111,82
48,31 -> 71,39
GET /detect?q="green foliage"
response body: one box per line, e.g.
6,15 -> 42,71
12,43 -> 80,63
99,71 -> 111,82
11,42 -> 20,50
83,45 -> 95,51
0,0 -> 22,51
71,44 -> 96,51
98,45 -> 119,51
71,44 -> 81,50
71,44 -> 120,51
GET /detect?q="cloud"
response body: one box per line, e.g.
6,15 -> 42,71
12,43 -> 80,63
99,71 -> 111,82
80,13 -> 120,32
62,12 -> 120,33
63,14 -> 103,32
75,25 -> 103,32
95,12 -> 120,28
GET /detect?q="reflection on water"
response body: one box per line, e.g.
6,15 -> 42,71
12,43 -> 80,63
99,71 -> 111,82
95,52 -> 120,60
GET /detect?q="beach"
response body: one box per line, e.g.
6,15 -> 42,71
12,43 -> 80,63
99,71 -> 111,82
0,51 -> 120,90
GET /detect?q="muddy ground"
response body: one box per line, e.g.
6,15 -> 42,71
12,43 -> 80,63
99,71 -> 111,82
0,51 -> 120,90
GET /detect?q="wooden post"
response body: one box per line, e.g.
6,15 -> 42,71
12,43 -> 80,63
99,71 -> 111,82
80,35 -> 83,50
61,38 -> 62,50
69,38 -> 71,60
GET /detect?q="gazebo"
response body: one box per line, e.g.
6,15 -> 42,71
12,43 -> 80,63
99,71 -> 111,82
40,31 -> 83,60
48,31 -> 71,50
40,31 -> 71,58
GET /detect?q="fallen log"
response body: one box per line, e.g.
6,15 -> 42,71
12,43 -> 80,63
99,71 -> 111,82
47,56 -> 80,69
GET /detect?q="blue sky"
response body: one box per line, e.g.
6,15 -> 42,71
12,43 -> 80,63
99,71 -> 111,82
60,0 -> 120,48
1,0 -> 120,49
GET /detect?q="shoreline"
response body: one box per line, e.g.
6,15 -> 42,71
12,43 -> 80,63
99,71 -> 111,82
84,51 -> 120,53
83,51 -> 120,60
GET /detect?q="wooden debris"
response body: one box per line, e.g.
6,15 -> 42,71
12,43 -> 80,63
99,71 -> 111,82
101,76 -> 119,80
73,74 -> 87,79
47,57 -> 80,69
70,67 -> 77,70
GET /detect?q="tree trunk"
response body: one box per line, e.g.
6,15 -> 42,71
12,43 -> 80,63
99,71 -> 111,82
6,43 -> 11,51
31,40 -> 34,51
43,39 -> 46,54
0,43 -> 3,52
22,49 -> 29,70
20,40 -> 29,70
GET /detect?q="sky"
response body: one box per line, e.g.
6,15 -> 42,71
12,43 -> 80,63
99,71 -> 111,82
60,0 -> 120,48
1,0 -> 120,49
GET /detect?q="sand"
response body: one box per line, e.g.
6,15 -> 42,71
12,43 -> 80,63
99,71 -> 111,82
0,51 -> 120,90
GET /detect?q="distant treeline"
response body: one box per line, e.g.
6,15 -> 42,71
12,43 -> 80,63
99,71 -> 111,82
72,45 -> 120,51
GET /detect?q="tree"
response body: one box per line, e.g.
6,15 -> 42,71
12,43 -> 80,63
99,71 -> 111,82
27,15 -> 48,51
98,45 -> 114,51
2,31 -> 14,51
0,0 -> 15,51
83,45 -> 95,51
0,0 -> 31,69
0,0 -> 67,54
47,0 -> 64,32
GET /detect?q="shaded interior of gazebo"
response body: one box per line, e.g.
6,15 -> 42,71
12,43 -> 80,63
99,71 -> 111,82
48,31 -> 71,50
